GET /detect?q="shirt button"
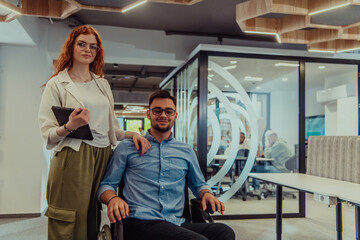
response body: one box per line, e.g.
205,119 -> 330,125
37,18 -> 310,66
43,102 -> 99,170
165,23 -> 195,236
161,173 -> 164,176
161,186 -> 164,189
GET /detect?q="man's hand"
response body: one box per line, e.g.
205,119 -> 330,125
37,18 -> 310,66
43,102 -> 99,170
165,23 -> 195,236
201,191 -> 225,215
107,196 -> 129,223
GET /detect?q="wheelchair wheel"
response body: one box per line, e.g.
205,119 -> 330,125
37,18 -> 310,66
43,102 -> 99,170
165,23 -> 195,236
98,224 -> 112,240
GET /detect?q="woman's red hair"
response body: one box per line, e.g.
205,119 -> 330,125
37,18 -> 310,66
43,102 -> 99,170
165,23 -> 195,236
52,25 -> 104,78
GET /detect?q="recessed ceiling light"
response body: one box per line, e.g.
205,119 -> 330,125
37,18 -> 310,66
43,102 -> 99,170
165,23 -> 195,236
256,86 -> 262,90
207,77 -> 213,81
230,60 -> 237,64
244,76 -> 263,82
223,65 -> 237,70
282,78 -> 288,82
208,68 -> 212,71
318,66 -> 325,69
112,76 -> 116,80
208,74 -> 214,77
224,85 -> 230,88
113,64 -> 118,68
274,63 -> 299,67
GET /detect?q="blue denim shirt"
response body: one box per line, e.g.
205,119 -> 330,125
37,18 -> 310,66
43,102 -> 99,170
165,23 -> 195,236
97,132 -> 211,226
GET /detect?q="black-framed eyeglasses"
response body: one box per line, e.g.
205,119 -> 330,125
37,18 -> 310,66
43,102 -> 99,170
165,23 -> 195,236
149,107 -> 176,116
76,41 -> 100,52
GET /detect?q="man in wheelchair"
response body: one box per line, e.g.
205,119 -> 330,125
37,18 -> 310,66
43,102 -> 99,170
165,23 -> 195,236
97,90 -> 235,240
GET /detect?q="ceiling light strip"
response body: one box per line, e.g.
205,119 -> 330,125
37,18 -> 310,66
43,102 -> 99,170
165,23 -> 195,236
244,30 -> 277,36
275,34 -> 281,44
0,0 -> 21,15
308,49 -> 336,53
244,30 -> 281,44
309,2 -> 350,16
122,0 -> 147,13
336,47 -> 360,53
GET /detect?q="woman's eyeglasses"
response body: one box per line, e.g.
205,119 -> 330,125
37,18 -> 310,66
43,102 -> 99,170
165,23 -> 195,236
149,107 -> 176,116
76,41 -> 100,52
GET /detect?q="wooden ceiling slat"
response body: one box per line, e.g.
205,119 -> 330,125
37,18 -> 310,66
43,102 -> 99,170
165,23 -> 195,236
272,0 -> 308,15
237,0 -> 360,52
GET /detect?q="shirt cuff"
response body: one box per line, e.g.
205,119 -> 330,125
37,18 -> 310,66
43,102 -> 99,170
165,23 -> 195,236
48,127 -> 65,144
97,185 -> 117,202
197,185 -> 212,198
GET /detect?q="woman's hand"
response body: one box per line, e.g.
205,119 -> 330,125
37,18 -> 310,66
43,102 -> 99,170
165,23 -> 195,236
132,133 -> 151,155
66,108 -> 89,131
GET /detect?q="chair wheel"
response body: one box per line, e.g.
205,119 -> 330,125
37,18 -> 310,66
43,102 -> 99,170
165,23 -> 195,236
98,225 -> 112,240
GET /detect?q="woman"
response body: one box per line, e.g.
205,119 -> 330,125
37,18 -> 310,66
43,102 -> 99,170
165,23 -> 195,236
38,25 -> 150,240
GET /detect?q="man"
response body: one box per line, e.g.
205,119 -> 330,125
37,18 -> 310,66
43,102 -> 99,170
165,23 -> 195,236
224,131 -> 250,155
251,130 -> 292,194
263,130 -> 292,173
97,90 -> 235,240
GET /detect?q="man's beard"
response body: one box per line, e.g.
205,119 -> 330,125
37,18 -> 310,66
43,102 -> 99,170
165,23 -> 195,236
151,117 -> 173,132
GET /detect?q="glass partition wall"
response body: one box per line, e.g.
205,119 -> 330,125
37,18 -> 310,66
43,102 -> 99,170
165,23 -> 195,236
160,50 -> 359,220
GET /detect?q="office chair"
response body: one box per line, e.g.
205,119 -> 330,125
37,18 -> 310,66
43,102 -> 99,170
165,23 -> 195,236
98,179 -> 215,240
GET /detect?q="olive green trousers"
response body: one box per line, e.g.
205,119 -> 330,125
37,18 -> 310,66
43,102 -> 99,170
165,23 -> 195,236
45,143 -> 111,240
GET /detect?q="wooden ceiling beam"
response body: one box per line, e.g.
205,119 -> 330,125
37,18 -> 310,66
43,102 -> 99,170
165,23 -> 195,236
243,18 -> 278,33
278,15 -> 308,33
279,30 -> 308,44
272,0 -> 308,15
21,0 -> 76,18
237,0 -> 360,52
342,26 -> 360,40
308,40 -> 337,52
309,29 -> 341,44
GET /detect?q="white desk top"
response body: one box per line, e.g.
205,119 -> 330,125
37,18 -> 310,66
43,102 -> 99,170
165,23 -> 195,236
248,173 -> 360,205
213,155 -> 273,161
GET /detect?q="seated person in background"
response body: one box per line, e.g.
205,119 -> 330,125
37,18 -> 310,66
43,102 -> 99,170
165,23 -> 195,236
263,130 -> 292,173
97,90 -> 235,240
224,132 -> 250,155
252,130 -> 292,193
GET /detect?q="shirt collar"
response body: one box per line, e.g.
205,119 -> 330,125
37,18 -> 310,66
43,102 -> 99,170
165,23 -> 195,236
145,130 -> 173,143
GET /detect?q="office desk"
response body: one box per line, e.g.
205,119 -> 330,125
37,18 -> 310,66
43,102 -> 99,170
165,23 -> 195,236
211,155 -> 273,198
248,173 -> 360,240
212,155 -> 273,162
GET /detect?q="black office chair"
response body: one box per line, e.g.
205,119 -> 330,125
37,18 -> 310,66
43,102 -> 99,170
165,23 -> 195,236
98,179 -> 215,240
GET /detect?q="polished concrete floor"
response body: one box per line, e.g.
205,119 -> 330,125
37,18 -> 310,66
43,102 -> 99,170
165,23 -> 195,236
0,194 -> 357,240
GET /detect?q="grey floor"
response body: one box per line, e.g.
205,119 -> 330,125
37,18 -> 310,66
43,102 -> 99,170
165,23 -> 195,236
0,194 -> 357,240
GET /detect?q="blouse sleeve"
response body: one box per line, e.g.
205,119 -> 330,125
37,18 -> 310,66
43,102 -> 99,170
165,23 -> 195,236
38,79 -> 65,150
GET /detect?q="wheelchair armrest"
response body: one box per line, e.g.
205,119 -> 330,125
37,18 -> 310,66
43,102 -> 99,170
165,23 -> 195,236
190,198 -> 215,214
190,198 -> 215,223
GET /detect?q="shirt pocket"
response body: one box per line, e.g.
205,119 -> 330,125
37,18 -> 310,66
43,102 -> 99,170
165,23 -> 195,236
169,158 -> 188,181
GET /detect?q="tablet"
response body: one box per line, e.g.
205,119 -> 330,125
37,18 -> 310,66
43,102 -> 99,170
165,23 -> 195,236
51,106 -> 94,140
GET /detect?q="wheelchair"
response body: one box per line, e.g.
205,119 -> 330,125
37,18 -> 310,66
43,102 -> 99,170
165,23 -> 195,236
98,181 -> 215,240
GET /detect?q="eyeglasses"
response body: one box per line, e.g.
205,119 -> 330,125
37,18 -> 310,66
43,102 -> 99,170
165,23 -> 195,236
76,41 -> 100,52
149,107 -> 176,116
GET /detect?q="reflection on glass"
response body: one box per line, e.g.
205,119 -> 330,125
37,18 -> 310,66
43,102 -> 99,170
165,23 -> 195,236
208,56 -> 299,214
175,59 -> 198,149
